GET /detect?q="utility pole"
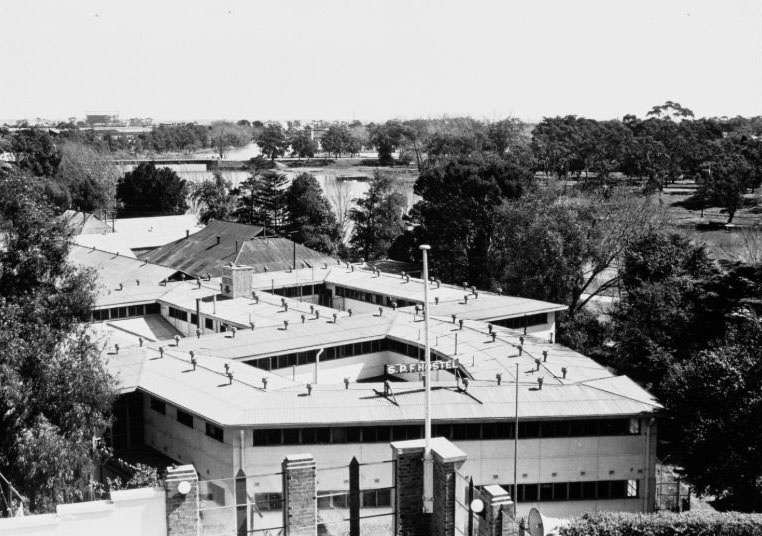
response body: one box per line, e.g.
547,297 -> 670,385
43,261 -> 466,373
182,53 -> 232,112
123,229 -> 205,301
514,362 -> 519,507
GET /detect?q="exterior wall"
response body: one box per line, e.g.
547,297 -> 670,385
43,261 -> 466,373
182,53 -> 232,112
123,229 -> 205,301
0,488 -> 166,536
274,351 -> 419,383
142,394 -> 234,480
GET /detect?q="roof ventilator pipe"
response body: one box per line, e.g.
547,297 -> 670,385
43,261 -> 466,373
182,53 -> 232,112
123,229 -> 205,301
542,350 -> 548,362
519,344 -> 524,356
314,348 -> 324,384
561,367 -> 568,379
459,319 -> 464,330
249,321 -> 255,330
190,351 -> 197,371
216,236 -> 221,245
114,344 -> 119,355
301,314 -> 306,323
306,383 -> 312,396
262,378 -> 268,390
159,346 -> 164,358
174,335 -> 180,346
464,295 -> 469,304
231,326 -> 237,338
534,358 -> 541,371
488,324 -> 494,334
283,320 -> 289,330
537,377 -> 544,390
496,373 -> 502,385
344,377 -> 350,389
138,337 -> 144,347
347,308 -> 353,317
491,332 -> 496,342
315,309 -> 320,319
332,313 -> 338,323
378,307 -> 383,317
434,297 -> 439,305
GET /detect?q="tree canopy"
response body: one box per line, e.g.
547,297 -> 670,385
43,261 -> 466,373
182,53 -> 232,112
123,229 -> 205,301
285,173 -> 341,254
116,162 -> 189,216
349,172 -> 406,261
0,167 -> 115,512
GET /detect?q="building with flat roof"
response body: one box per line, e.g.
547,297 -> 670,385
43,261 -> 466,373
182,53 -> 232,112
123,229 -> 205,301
71,246 -> 661,518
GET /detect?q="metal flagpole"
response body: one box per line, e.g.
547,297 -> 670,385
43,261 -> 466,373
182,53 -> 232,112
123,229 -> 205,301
420,244 -> 433,513
514,362 -> 519,507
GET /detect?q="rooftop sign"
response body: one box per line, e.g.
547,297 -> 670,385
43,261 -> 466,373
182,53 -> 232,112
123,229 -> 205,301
386,359 -> 459,375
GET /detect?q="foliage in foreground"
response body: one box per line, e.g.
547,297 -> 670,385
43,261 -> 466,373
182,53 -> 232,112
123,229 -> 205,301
561,511 -> 762,536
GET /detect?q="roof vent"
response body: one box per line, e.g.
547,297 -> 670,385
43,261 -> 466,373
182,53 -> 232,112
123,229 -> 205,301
226,369 -> 233,385
436,279 -> 441,289
231,326 -> 237,338
315,309 -> 320,319
549,332 -> 554,344
405,274 -> 410,283
451,314 -> 456,324
310,304 -> 315,314
114,344 -> 119,355
174,335 -> 180,346
301,314 -> 306,323
138,337 -> 144,347
459,319 -> 464,330
392,301 -> 398,310
306,383 -> 312,396
323,263 -> 328,269
195,327 -> 201,338
118,282 -> 123,291
190,351 -> 197,370
464,295 -> 469,304
332,312 -> 338,323
488,324 -> 493,334
434,297 -> 439,305
252,291 -> 259,303
496,373 -> 502,385
159,346 -> 164,358
250,321 -> 255,330
491,332 -> 496,342
401,271 -> 406,279
518,344 -> 523,356
561,367 -> 568,379
283,320 -> 289,330
197,277 -> 202,289
344,377 -> 350,389
542,350 -> 548,362
336,259 -> 341,265
216,236 -> 221,245
474,290 -> 479,299
378,307 -> 383,317
186,229 -> 190,239
347,308 -> 353,317
414,305 -> 420,315
534,358 -> 541,371
262,378 -> 268,390
136,279 -> 140,286
351,265 -> 355,272
519,335 -> 525,346
537,377 -> 544,390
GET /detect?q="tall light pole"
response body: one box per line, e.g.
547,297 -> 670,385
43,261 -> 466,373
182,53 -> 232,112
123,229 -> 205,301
420,244 -> 433,513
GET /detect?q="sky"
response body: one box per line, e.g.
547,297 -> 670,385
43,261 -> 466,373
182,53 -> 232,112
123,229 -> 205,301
0,0 -> 760,123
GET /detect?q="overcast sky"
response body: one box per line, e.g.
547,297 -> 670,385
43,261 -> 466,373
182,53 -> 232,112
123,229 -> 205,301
1,0 -> 760,123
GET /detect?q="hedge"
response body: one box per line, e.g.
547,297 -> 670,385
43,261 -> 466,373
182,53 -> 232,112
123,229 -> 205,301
561,511 -> 762,536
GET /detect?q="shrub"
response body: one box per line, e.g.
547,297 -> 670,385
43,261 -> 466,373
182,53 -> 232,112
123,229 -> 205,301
561,511 -> 762,536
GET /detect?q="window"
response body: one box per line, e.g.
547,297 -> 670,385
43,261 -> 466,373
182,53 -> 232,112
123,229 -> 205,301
205,423 -> 224,442
190,313 -> 198,325
168,307 -> 188,322
150,397 -> 165,415
254,493 -> 282,511
146,303 -> 160,314
205,318 -> 214,330
627,480 -> 639,498
493,313 -> 548,330
629,418 -> 641,435
177,409 -> 193,428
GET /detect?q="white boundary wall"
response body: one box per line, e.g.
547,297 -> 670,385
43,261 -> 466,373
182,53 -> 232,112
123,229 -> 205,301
0,487 -> 166,536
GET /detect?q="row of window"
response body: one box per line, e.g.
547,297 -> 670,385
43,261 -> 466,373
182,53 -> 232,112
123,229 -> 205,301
506,480 -> 639,502
92,302 -> 160,321
252,481 -> 636,512
168,306 -> 199,326
254,489 -> 392,512
247,337 -> 450,372
149,397 -> 224,442
252,418 -> 640,446
493,313 -> 549,330
334,285 -> 417,308
272,283 -> 326,299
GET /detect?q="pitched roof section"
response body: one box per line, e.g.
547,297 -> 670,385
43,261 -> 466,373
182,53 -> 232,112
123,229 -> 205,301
73,214 -> 203,255
62,210 -> 111,235
141,220 -> 265,277
234,238 -> 337,273
68,245 -> 180,306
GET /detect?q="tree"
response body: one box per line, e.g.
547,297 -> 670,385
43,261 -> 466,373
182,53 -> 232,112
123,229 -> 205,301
116,162 -> 189,216
289,128 -> 316,159
369,121 -> 406,166
663,316 -> 762,511
191,171 -> 236,224
321,125 -> 351,158
234,171 -> 290,234
11,128 -> 61,177
209,121 -> 251,158
411,155 -> 529,286
233,174 -> 262,226
257,123 -> 288,161
0,167 -> 115,512
323,175 -> 353,242
699,139 -> 760,224
57,141 -> 118,212
349,172 -> 406,261
285,173 -> 341,254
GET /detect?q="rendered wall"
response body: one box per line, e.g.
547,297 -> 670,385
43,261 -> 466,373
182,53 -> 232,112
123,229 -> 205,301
0,488 -> 166,536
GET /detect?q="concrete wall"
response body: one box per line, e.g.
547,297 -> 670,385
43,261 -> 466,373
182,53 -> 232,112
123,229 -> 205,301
0,488 -> 166,536
142,394 -> 234,480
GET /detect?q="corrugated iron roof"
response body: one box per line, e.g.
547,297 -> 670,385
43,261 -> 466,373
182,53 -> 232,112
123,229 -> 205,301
141,220 -> 264,276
